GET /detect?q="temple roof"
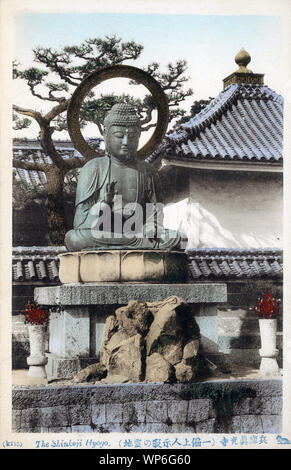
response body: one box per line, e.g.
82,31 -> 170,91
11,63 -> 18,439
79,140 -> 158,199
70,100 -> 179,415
13,139 -> 101,187
13,140 -> 78,187
12,246 -> 283,283
12,246 -> 67,283
148,51 -> 283,165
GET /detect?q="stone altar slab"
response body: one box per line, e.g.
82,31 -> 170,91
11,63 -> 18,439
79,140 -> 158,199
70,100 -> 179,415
35,282 -> 227,379
35,282 -> 227,305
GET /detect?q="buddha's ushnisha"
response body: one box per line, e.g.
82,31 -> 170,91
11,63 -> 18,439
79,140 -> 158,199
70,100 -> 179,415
65,103 -> 185,251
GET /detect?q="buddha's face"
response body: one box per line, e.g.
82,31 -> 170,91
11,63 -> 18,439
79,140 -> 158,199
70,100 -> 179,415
105,125 -> 140,161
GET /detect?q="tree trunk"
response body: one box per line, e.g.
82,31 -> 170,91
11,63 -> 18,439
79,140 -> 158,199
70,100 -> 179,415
45,167 -> 67,245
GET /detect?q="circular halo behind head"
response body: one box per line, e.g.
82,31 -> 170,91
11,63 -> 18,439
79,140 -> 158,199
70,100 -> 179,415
67,64 -> 169,160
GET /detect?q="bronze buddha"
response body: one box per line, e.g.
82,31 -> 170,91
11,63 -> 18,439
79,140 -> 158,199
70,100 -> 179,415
65,103 -> 185,251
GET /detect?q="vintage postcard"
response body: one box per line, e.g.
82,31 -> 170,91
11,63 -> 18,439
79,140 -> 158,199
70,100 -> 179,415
1,0 -> 291,455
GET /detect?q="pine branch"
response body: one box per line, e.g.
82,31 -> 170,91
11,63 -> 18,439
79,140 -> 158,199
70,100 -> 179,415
141,122 -> 156,132
28,84 -> 63,103
13,158 -> 47,172
96,120 -> 104,136
44,99 -> 69,122
64,153 -> 99,169
38,125 -> 70,170
13,105 -> 45,127
140,108 -> 153,126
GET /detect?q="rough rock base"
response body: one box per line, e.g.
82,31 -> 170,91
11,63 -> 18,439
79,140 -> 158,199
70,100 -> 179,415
73,296 -> 209,384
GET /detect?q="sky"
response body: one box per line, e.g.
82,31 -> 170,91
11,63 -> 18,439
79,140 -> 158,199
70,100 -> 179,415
12,6 -> 285,142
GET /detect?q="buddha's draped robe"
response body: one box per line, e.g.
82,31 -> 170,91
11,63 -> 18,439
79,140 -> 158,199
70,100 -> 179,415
65,154 -> 185,251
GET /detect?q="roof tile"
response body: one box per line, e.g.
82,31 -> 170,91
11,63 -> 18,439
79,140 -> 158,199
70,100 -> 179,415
187,248 -> 282,280
12,246 -> 283,283
148,84 -> 283,163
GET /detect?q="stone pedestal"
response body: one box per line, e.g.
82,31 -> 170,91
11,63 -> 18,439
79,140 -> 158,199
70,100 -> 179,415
35,282 -> 227,379
27,325 -> 48,381
259,319 -> 280,376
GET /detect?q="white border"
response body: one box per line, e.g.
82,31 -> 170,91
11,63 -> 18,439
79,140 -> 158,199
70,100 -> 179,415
1,0 -> 291,450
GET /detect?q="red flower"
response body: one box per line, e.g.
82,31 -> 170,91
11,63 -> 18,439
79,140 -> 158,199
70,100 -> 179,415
24,300 -> 50,325
254,293 -> 280,319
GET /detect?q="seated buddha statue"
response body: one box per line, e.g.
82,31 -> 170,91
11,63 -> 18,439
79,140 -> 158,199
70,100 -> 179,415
64,103 -> 186,251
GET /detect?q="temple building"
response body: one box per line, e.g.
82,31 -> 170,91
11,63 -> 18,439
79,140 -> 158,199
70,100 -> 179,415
12,50 -> 283,371
149,48 -> 283,251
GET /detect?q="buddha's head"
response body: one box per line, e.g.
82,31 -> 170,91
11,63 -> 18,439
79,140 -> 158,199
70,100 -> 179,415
103,103 -> 141,161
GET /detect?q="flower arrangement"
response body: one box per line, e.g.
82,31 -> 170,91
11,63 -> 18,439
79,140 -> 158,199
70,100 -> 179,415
254,293 -> 280,319
24,300 -> 50,326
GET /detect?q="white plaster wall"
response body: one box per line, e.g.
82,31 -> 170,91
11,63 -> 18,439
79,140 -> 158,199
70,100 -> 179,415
163,169 -> 282,249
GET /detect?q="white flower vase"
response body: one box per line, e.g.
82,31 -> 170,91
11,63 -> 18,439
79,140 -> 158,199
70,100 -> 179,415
27,325 -> 48,379
259,318 -> 280,376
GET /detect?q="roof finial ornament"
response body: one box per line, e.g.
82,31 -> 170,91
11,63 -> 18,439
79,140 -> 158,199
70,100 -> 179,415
223,49 -> 264,89
235,48 -> 253,73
